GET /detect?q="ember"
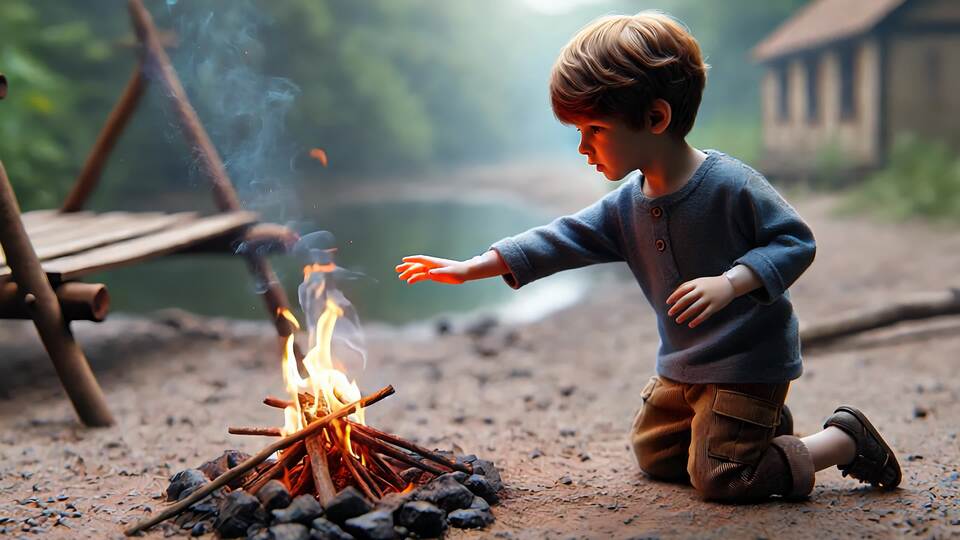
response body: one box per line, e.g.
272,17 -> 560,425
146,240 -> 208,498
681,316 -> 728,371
124,244 -> 503,538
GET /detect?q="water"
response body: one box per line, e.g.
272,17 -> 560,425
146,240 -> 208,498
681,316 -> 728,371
88,200 -> 598,324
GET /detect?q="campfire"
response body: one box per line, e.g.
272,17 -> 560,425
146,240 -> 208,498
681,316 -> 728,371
125,246 -> 502,538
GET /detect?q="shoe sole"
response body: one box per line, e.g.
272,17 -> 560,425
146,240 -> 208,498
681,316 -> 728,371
835,405 -> 902,489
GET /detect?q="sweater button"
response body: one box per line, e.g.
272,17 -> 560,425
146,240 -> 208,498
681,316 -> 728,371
655,239 -> 666,252
651,206 -> 663,218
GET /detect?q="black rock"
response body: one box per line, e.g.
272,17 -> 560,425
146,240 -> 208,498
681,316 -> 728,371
343,510 -> 394,540
448,507 -> 494,529
469,497 -> 490,511
200,450 -> 252,481
374,492 -> 413,515
395,501 -> 446,537
415,473 -> 474,512
398,468 -> 423,484
247,526 -> 271,540
215,491 -> 265,538
309,517 -> 353,540
272,495 -> 323,525
464,316 -> 498,338
190,522 -> 208,536
324,487 -> 373,524
464,474 -> 499,504
167,469 -> 207,502
462,457 -> 503,492
269,523 -> 311,540
448,471 -> 469,483
392,526 -> 408,538
257,480 -> 292,511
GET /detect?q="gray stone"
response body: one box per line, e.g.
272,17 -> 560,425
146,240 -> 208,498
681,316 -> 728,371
167,469 -> 207,502
463,474 -> 499,504
447,508 -> 494,529
395,501 -> 446,537
272,495 -> 323,525
343,510 -> 395,540
257,480 -> 292,511
324,487 -> 372,524
215,490 -> 265,538
415,473 -> 474,512
309,517 -> 353,540
268,523 -> 310,540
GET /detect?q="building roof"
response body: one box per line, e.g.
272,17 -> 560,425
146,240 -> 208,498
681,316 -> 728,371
753,0 -> 908,62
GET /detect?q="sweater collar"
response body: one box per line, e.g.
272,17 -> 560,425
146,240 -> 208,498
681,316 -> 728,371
632,149 -> 719,208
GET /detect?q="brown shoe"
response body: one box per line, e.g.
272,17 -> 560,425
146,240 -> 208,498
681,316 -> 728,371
776,404 -> 794,437
823,406 -> 901,489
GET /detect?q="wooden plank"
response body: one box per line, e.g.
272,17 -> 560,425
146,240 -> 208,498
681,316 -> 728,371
0,211 -> 258,282
21,211 -> 97,237
34,212 -> 195,261
1,212 -> 146,265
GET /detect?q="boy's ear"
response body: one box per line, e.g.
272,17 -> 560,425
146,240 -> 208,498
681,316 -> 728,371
648,99 -> 672,135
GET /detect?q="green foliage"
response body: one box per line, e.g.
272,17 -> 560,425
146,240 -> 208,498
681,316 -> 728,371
842,134 -> 960,222
0,1 -> 122,210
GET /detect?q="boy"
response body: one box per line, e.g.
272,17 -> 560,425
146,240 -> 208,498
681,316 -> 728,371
395,12 -> 900,501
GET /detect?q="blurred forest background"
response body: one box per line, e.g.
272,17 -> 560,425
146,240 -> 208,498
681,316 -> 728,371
2,0 -> 955,322
0,0 -> 808,211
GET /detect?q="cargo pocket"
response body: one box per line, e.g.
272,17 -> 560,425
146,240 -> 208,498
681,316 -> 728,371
631,376 -> 660,433
706,389 -> 781,466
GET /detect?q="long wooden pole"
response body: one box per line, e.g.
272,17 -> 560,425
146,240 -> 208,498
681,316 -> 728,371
0,162 -> 114,426
123,385 -> 394,536
126,0 -> 299,349
62,65 -> 146,213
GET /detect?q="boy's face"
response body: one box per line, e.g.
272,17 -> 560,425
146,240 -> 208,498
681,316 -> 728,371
573,114 -> 649,182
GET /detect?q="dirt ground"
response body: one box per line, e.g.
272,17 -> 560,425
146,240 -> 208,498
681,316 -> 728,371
2,162 -> 960,539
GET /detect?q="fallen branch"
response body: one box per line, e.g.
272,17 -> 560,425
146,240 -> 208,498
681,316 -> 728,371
124,385 -> 394,536
801,288 -> 960,347
228,426 -> 281,437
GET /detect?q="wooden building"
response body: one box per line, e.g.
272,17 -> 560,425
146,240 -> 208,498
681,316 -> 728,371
753,0 -> 960,178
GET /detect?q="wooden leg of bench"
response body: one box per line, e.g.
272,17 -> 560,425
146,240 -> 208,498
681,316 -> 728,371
0,162 -> 114,427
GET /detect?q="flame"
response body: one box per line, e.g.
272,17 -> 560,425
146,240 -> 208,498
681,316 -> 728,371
310,148 -> 329,167
401,483 -> 416,495
279,294 -> 365,436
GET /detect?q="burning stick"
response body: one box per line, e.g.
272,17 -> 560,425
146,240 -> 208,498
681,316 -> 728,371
228,426 -> 282,437
347,420 -> 472,474
245,440 -> 307,494
305,434 -> 338,505
123,385 -> 394,536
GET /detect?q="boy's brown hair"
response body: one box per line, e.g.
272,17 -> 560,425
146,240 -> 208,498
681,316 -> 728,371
550,11 -> 708,138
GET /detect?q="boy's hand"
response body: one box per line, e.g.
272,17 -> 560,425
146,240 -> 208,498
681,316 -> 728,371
666,276 -> 735,328
396,250 -> 509,285
396,255 -> 470,284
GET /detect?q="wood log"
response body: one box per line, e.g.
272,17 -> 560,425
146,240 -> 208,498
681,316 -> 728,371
369,451 -> 408,491
0,161 -> 114,427
228,426 -> 281,437
306,433 -> 338,506
801,288 -> 960,347
348,421 -> 471,474
245,441 -> 306,494
348,429 -> 447,476
263,396 -> 293,409
124,385 -> 394,536
0,282 -> 110,322
341,446 -> 378,501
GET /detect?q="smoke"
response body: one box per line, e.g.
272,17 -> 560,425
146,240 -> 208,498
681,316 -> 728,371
165,0 -> 301,224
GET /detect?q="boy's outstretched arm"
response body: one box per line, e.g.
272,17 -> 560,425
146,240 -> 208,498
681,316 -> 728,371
396,250 -> 508,285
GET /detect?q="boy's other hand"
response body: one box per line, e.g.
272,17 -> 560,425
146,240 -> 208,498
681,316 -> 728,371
665,276 -> 735,328
396,255 -> 470,285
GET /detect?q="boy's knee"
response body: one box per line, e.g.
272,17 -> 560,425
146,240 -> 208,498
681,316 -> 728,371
633,444 -> 689,482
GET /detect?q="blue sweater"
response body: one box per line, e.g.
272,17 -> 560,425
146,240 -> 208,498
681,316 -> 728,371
490,150 -> 816,384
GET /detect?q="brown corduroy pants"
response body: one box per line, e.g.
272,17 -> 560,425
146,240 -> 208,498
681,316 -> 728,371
630,375 -> 815,501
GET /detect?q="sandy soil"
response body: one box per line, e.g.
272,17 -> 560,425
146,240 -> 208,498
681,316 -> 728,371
2,162 -> 960,539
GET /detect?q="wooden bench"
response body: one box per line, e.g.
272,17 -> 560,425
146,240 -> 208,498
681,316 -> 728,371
0,0 -> 302,427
